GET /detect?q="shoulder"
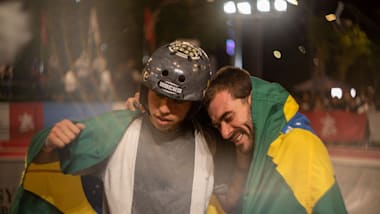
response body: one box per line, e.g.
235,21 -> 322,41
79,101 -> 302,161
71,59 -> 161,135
283,128 -> 327,156
269,128 -> 332,168
268,128 -> 336,212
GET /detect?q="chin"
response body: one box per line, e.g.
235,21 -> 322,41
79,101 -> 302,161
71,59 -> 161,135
156,124 -> 176,132
237,145 -> 247,154
155,126 -> 170,131
238,143 -> 252,154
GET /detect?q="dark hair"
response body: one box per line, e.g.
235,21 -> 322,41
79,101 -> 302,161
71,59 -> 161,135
140,85 -> 201,120
203,66 -> 252,108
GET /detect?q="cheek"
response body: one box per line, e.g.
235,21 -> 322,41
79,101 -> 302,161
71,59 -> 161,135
172,103 -> 192,118
147,97 -> 158,113
236,108 -> 253,129
235,113 -> 247,125
242,106 -> 252,121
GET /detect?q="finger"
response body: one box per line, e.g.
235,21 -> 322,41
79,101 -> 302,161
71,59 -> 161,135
135,92 -> 140,100
53,120 -> 82,144
134,92 -> 145,112
75,123 -> 86,130
137,103 -> 145,113
125,98 -> 137,111
45,120 -> 83,152
46,135 -> 66,150
130,99 -> 137,111
46,133 -> 66,150
51,125 -> 74,145
65,122 -> 85,135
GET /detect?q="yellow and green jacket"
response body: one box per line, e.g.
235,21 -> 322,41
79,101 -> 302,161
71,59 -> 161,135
241,77 -> 347,214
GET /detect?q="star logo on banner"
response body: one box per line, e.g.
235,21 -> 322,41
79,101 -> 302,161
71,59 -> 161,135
320,113 -> 337,137
18,112 -> 35,133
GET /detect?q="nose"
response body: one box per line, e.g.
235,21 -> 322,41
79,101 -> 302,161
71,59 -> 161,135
158,97 -> 170,114
220,122 -> 233,140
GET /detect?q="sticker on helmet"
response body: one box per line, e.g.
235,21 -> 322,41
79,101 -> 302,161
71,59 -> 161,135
158,80 -> 183,95
143,71 -> 149,81
168,41 -> 202,60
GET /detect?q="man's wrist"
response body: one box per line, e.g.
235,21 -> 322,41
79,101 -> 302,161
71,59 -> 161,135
42,139 -> 55,153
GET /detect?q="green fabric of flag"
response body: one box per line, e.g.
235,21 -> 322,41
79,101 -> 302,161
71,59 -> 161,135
11,110 -> 139,214
241,77 -> 347,214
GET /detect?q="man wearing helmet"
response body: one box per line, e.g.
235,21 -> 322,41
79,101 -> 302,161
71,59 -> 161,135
12,41 -> 217,213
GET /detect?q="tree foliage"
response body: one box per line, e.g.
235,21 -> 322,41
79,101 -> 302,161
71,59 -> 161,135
307,12 -> 378,91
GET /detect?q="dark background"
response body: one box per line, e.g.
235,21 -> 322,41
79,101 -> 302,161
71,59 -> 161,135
3,0 -> 380,101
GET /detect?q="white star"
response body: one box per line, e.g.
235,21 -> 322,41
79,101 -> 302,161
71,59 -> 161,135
18,112 -> 35,133
320,113 -> 337,137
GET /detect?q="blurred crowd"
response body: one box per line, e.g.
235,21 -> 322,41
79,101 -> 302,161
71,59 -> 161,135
1,55 -> 379,114
0,64 -> 14,99
296,86 -> 379,114
0,53 -> 141,102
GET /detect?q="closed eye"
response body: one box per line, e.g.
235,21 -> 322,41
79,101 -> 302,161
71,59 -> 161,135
212,112 -> 233,130
224,115 -> 233,123
212,123 -> 220,130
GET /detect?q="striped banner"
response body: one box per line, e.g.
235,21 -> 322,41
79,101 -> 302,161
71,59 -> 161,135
302,111 -> 367,143
0,103 -> 9,142
0,102 -> 118,158
368,112 -> 380,144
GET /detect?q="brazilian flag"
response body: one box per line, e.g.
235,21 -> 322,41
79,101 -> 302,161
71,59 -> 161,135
239,77 -> 347,214
11,110 -> 139,213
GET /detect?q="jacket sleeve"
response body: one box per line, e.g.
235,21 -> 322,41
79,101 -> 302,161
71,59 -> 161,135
12,110 -> 140,214
26,127 -> 53,164
58,110 -> 139,174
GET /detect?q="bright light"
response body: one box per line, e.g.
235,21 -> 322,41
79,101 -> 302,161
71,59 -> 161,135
350,88 -> 357,98
257,0 -> 270,12
224,1 -> 236,14
274,0 -> 287,12
273,50 -> 282,59
287,0 -> 298,6
313,57 -> 320,66
237,2 -> 252,15
298,45 -> 306,54
325,13 -> 337,22
331,88 -> 343,99
226,39 -> 235,56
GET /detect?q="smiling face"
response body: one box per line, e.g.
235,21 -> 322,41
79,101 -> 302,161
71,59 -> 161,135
147,89 -> 192,132
208,89 -> 254,154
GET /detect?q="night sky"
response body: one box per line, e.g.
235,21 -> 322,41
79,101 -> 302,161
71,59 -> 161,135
238,0 -> 380,91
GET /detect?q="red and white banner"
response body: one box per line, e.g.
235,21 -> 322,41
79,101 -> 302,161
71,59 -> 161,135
0,102 -> 114,158
302,111 -> 367,143
0,103 -> 10,142
0,103 -> 373,157
0,103 -> 43,158
367,112 -> 380,144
